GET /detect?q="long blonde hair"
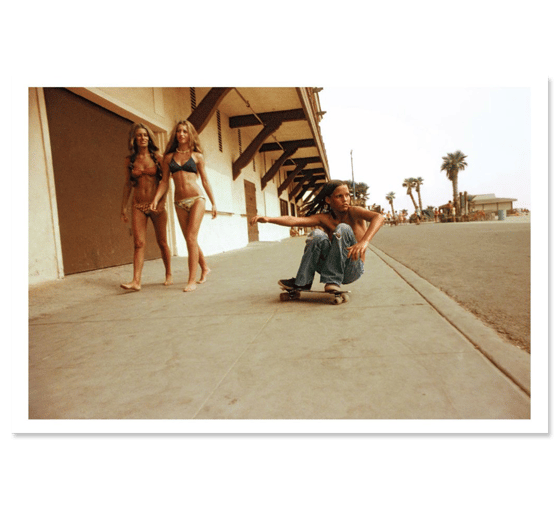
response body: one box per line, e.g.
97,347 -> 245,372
164,120 -> 204,156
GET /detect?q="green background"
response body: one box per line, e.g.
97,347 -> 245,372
5,1 -> 558,526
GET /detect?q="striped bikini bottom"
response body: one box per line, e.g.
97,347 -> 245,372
175,196 -> 205,212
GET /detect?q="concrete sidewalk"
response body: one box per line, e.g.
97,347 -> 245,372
28,236 -> 530,423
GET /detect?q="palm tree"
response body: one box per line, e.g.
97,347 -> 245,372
343,180 -> 369,206
440,150 -> 468,209
355,182 -> 370,205
402,178 -> 419,213
415,177 -> 424,217
385,192 -> 396,218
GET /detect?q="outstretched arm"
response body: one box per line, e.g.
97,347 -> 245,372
346,208 -> 385,262
250,214 -> 322,228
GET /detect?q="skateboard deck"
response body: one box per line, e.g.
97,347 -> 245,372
279,285 -> 350,304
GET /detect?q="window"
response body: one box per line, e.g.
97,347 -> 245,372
280,199 -> 289,216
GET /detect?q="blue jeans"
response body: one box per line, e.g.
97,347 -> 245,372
295,224 -> 364,287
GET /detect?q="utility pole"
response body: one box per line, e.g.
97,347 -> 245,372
350,149 -> 356,199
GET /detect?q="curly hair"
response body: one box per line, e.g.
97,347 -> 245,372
127,123 -> 162,187
301,180 -> 349,217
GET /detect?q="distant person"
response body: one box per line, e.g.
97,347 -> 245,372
120,123 -> 172,292
250,180 -> 384,292
150,120 -> 217,292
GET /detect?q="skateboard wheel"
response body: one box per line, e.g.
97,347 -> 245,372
280,292 -> 290,301
292,291 -> 301,300
341,293 -> 350,303
333,296 -> 343,305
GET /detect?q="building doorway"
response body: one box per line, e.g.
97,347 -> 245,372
43,88 -> 162,274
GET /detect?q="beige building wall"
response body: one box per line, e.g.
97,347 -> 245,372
29,88 -> 64,284
29,87 -> 297,284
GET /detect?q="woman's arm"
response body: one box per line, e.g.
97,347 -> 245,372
121,159 -> 133,222
150,154 -> 170,211
195,153 -> 217,219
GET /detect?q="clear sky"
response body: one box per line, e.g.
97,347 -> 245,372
318,87 -> 531,213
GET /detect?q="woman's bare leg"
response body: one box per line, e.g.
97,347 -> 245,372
151,209 -> 173,285
176,200 -> 205,292
196,244 -> 211,284
121,208 -> 148,291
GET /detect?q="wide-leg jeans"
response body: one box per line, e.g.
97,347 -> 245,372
294,224 -> 364,287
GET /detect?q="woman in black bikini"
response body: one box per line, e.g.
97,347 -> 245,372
120,123 -> 173,291
151,120 -> 217,292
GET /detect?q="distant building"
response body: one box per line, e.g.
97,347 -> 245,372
469,193 -> 517,212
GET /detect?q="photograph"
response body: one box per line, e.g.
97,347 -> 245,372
23,85 -> 544,432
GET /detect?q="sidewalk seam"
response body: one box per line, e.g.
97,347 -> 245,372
190,310 -> 278,419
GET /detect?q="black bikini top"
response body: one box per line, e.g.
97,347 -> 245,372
169,155 -> 197,174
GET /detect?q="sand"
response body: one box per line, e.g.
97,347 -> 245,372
370,219 -> 531,353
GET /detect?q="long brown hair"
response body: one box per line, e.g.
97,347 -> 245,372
302,180 -> 349,216
164,120 -> 204,156
127,123 -> 162,186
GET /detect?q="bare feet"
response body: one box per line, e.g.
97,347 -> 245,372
120,282 -> 141,292
164,275 -> 173,286
183,283 -> 197,292
197,268 -> 211,284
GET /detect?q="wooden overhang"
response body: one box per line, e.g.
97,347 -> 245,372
198,87 -> 330,202
188,88 -> 233,133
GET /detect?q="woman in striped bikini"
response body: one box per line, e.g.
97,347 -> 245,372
120,123 -> 173,291
151,120 -> 217,292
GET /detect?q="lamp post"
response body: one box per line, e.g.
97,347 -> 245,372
350,149 -> 356,200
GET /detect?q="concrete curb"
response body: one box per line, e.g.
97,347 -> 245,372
369,245 -> 531,396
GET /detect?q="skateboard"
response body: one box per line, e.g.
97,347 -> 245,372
279,285 -> 351,305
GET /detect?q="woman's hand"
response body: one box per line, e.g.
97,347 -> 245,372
149,200 -> 158,212
211,204 -> 217,219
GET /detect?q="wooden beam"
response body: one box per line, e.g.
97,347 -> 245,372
188,88 -> 232,133
302,185 -> 323,204
229,108 -> 306,128
289,174 -> 315,200
278,159 -> 308,196
232,118 -> 282,180
293,168 -> 325,177
259,138 -> 315,152
296,183 -> 319,203
261,145 -> 299,190
284,156 -> 321,166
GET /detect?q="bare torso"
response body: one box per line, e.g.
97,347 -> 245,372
317,207 -> 368,240
129,154 -> 163,205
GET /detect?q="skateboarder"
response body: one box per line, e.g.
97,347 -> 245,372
250,180 -> 384,292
